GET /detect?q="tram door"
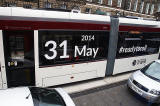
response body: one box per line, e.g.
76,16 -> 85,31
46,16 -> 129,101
3,30 -> 35,88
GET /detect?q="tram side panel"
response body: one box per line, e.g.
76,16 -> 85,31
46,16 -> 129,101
113,31 -> 160,75
35,30 -> 109,87
0,30 -> 4,89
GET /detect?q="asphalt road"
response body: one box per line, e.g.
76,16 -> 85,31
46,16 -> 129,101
71,81 -> 148,106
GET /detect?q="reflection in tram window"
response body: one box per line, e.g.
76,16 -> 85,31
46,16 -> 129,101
6,33 -> 34,67
3,30 -> 35,87
9,36 -> 24,60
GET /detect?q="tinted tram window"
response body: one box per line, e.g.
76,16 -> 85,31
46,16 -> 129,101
116,32 -> 160,58
39,31 -> 109,66
3,30 -> 35,87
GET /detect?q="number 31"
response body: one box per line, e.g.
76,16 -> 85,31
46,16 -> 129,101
44,40 -> 69,60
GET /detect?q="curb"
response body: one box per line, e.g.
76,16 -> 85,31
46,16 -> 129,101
70,80 -> 127,98
62,71 -> 133,94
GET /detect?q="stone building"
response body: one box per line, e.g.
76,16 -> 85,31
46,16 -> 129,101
0,0 -> 160,19
0,0 -> 85,11
81,0 -> 160,19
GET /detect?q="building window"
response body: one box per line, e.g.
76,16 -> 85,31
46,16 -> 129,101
60,4 -> 67,9
157,3 -> 160,12
98,0 -> 103,4
9,36 -> 24,50
16,37 -> 24,50
133,0 -> 138,11
139,1 -> 144,13
23,4 -> 32,8
44,2 -> 52,8
24,0 -> 37,2
108,0 -> 112,6
145,3 -> 150,14
126,0 -> 132,10
117,0 -> 122,7
5,2 -> 16,7
150,4 -> 154,14
85,8 -> 91,14
86,0 -> 92,2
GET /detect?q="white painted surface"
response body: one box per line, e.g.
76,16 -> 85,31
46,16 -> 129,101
0,87 -> 75,106
0,7 -> 11,16
37,61 -> 107,87
63,71 -> 132,94
128,70 -> 159,101
0,30 -> 7,89
113,54 -> 159,75
119,17 -> 159,26
34,30 -> 40,87
55,88 -> 75,106
70,13 -> 110,22
43,70 -> 97,87
0,69 -> 2,89
0,31 -> 3,89
0,7 -> 159,28
132,70 -> 160,91
12,7 -> 42,17
0,87 -> 34,106
0,7 -> 109,22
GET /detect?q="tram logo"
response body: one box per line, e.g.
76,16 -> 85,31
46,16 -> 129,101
119,45 -> 147,54
132,59 -> 146,66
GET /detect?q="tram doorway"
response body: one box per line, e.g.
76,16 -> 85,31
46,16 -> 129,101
3,30 -> 35,87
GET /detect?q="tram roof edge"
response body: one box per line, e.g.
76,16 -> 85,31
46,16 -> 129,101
0,7 -> 110,23
119,17 -> 160,28
0,7 -> 159,27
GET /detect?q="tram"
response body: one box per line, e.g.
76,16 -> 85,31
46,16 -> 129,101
0,7 -> 110,88
0,7 -> 159,89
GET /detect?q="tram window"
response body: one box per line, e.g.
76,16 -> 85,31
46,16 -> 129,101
3,30 -> 35,87
3,31 -> 35,67
38,31 -> 109,66
116,32 -> 160,58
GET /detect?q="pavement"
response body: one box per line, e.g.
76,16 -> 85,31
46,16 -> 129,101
61,71 -> 133,94
72,83 -> 147,106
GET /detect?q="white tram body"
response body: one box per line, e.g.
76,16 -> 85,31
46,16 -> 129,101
113,18 -> 160,75
0,7 -> 159,89
0,7 -> 109,88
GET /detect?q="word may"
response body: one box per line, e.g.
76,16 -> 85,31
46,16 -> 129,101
74,45 -> 99,58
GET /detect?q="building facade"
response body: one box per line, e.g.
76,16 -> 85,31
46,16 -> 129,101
0,0 -> 85,11
0,0 -> 160,19
81,0 -> 160,19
